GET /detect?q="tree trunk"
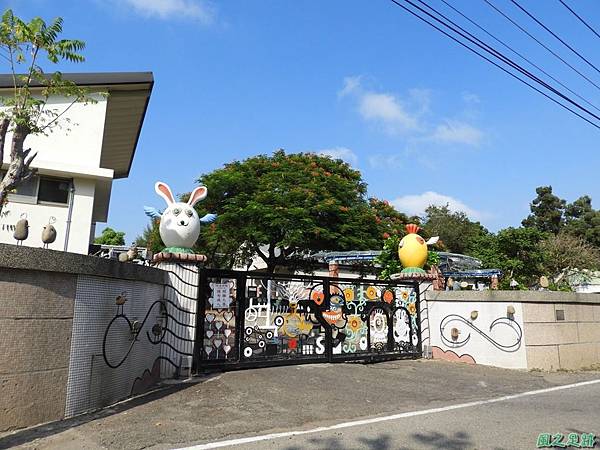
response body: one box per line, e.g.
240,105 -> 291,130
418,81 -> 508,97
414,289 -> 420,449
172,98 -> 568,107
0,123 -> 36,215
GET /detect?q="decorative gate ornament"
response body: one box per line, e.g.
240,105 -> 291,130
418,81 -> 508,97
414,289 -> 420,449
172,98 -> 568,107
144,181 -> 217,262
195,270 -> 422,371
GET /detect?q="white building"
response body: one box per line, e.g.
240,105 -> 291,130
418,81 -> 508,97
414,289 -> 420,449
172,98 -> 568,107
0,72 -> 153,253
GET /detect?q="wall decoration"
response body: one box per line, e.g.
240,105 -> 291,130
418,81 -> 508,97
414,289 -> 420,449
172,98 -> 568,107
439,314 -> 523,352
431,346 -> 476,364
427,301 -> 528,369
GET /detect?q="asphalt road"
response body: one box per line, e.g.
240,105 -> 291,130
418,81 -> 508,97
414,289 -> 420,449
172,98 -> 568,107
200,379 -> 600,450
2,360 -> 599,450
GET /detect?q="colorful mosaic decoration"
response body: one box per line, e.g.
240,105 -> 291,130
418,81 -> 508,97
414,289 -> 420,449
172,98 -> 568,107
199,273 -> 420,364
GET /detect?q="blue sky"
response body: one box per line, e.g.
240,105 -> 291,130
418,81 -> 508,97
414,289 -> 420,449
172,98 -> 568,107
6,0 -> 600,242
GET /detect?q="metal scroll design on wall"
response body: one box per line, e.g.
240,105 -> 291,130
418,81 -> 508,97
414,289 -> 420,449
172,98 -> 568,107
102,300 -> 168,369
439,314 -> 523,352
103,264 -> 197,370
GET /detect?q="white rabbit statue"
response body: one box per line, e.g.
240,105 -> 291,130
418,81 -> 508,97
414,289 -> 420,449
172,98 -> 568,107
144,181 -> 216,253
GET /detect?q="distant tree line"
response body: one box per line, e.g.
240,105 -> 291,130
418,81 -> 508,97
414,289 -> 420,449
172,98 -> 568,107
421,187 -> 600,289
135,151 -> 599,289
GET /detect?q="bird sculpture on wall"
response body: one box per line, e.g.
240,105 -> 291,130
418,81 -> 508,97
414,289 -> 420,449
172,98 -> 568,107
126,244 -> 138,261
41,216 -> 57,249
13,213 -> 29,245
115,291 -> 127,314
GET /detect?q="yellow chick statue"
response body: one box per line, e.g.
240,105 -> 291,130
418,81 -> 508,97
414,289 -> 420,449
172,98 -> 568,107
398,224 -> 439,274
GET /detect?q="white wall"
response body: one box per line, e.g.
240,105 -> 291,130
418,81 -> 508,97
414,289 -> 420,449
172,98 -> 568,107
1,93 -> 108,170
425,299 -> 528,369
0,177 -> 97,254
0,93 -> 111,254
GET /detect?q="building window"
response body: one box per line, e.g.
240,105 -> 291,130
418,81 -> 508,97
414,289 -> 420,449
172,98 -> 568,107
38,177 -> 71,204
0,172 -> 71,206
6,174 -> 39,204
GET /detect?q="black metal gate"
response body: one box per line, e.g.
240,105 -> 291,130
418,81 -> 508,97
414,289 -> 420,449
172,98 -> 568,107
193,269 -> 421,372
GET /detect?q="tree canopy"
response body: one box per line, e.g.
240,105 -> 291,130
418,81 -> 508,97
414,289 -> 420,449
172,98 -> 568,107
522,186 -> 566,234
94,227 -> 125,246
421,204 -> 488,254
192,150 -> 395,272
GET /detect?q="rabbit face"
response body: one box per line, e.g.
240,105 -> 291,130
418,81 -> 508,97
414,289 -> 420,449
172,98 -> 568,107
160,202 -> 200,248
155,181 -> 207,250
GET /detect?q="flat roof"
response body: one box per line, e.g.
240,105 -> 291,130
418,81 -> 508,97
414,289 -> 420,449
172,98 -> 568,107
0,71 -> 154,88
0,72 -> 154,179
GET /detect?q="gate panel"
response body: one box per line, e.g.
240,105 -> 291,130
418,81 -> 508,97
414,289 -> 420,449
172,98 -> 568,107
194,269 -> 420,372
197,274 -> 239,364
328,280 -> 421,360
241,275 -> 329,363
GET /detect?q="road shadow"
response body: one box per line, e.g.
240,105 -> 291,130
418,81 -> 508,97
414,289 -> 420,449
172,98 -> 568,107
283,431 -> 474,450
0,375 -> 216,450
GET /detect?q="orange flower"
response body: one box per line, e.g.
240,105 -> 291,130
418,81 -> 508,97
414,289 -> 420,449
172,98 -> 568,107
382,289 -> 394,304
366,286 -> 378,300
347,315 -> 363,332
343,288 -> 355,302
407,303 -> 417,315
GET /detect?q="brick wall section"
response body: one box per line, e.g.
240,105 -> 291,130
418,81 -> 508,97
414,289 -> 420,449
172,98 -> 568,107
0,268 -> 76,431
523,303 -> 600,370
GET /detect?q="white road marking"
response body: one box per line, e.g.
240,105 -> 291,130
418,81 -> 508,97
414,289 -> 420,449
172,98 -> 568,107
178,378 -> 600,449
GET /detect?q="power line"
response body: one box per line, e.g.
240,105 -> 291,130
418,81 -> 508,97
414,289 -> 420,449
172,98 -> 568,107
558,0 -> 600,41
401,0 -> 600,124
483,0 -> 600,93
386,0 -> 600,130
439,0 -> 600,113
510,0 -> 600,76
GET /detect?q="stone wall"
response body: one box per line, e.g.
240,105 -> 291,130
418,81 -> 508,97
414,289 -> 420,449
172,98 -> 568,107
523,301 -> 600,370
0,269 -> 76,431
0,243 -> 166,432
424,290 -> 600,371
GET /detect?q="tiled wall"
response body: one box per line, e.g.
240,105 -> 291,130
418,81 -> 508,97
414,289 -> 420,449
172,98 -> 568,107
157,262 -> 198,378
65,275 -> 163,418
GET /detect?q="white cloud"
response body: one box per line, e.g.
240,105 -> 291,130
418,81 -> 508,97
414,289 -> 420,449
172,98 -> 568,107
359,92 -> 419,133
339,77 -> 486,148
391,191 -> 483,220
315,147 -> 358,166
428,120 -> 484,147
368,154 -> 403,169
462,92 -> 481,104
338,76 -> 362,98
122,0 -> 215,22
339,77 -> 423,135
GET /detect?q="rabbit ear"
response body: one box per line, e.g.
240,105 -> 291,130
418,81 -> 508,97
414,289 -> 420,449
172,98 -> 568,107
187,186 -> 207,207
155,181 -> 175,205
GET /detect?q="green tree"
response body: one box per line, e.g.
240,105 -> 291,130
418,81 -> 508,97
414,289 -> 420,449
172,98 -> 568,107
539,232 -> 600,287
522,186 -> 566,234
193,150 -> 384,272
563,195 -> 600,248
422,204 -> 487,254
374,234 -> 402,280
134,220 -> 162,253
469,227 -> 547,288
94,227 -> 125,246
368,197 -> 411,240
0,9 -> 92,213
